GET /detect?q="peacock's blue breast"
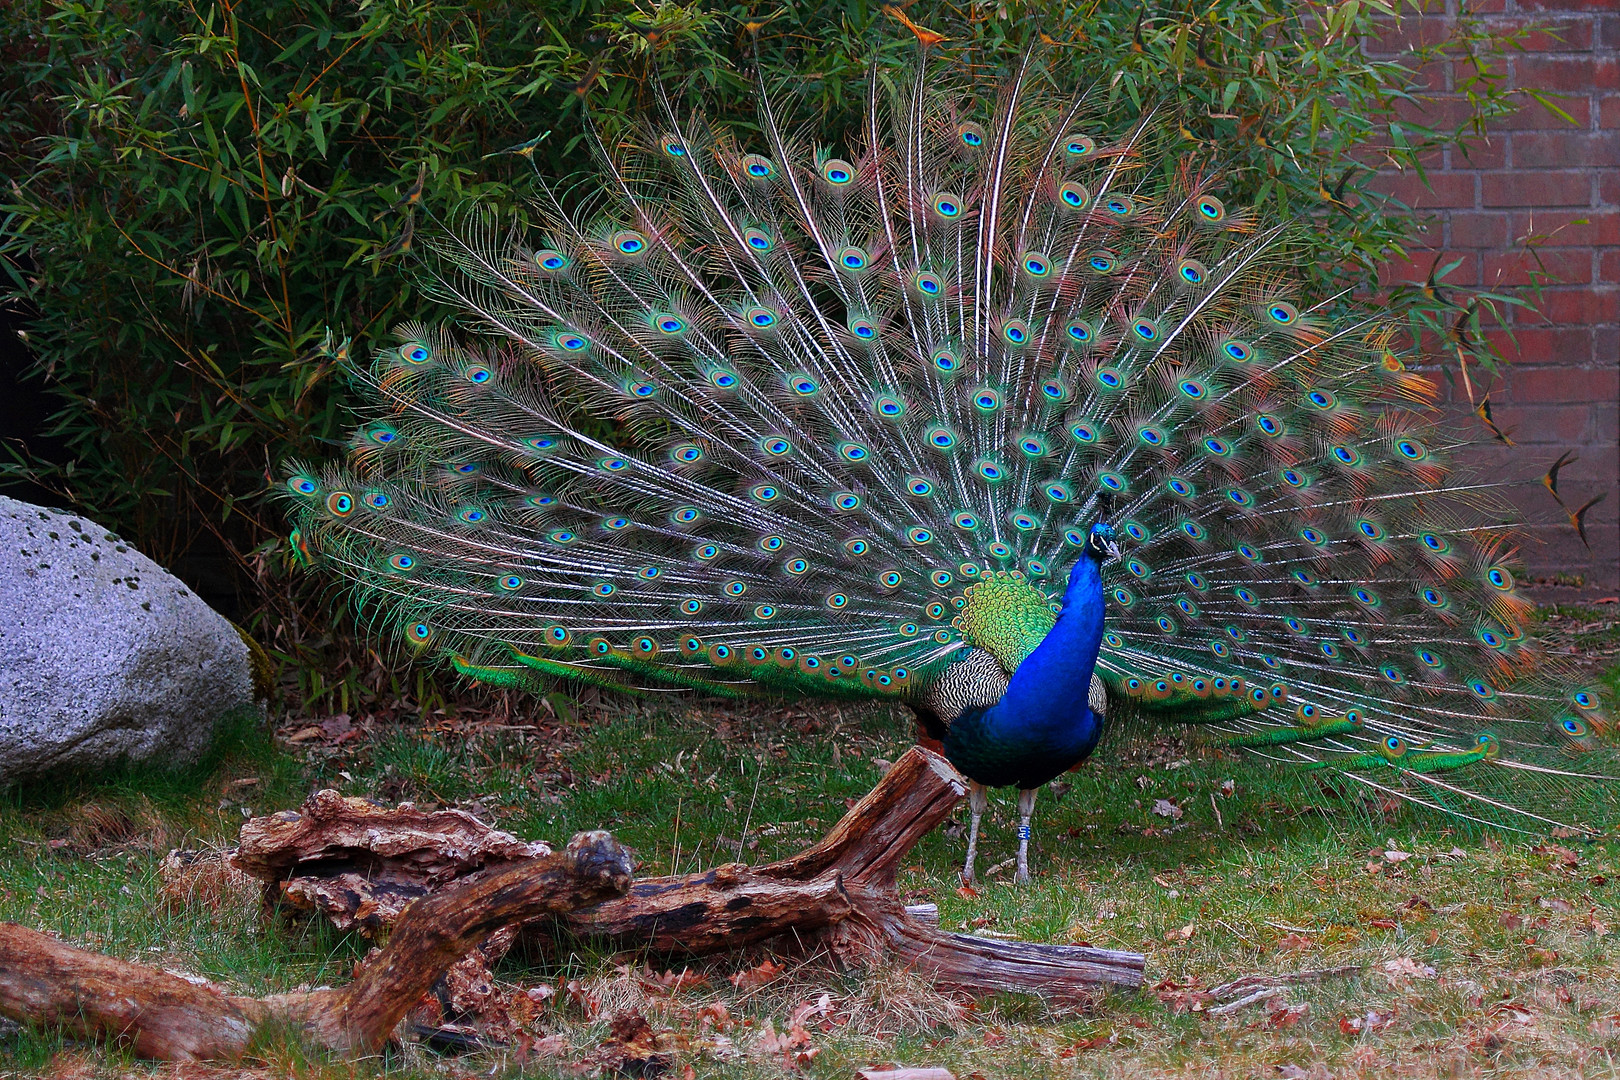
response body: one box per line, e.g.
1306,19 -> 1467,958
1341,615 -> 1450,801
943,705 -> 1102,790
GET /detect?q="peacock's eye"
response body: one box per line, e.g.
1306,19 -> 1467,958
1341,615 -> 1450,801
1064,133 -> 1096,157
821,159 -> 855,185
836,245 -> 870,271
612,230 -> 648,256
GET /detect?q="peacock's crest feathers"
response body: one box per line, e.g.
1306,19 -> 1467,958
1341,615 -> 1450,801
286,57 -> 1617,832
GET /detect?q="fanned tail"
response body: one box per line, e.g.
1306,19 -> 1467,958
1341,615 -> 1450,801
282,55 -> 1618,833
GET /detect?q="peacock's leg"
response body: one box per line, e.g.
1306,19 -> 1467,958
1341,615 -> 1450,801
1014,788 -> 1038,884
962,782 -> 989,885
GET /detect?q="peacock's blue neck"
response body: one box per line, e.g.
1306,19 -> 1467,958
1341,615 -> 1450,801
996,555 -> 1106,735
944,555 -> 1107,788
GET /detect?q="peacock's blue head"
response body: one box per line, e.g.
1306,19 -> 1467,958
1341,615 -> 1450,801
1086,522 -> 1120,562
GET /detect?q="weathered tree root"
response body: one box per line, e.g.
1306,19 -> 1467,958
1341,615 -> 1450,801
0,831 -> 631,1060
568,746 -> 1145,998
0,747 -> 1142,1061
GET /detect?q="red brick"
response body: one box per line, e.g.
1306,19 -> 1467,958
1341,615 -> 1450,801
1517,55 -> 1620,92
1397,95 -> 1499,129
1517,0 -> 1620,12
1601,170 -> 1620,204
1602,15 -> 1620,48
1509,365 -> 1619,404
1601,249 -> 1620,282
1379,251 -> 1482,288
1450,210 -> 1512,247
1364,16 -> 1455,56
1485,326 -> 1597,365
1483,170 -> 1593,206
1453,137 -> 1508,169
1371,170 -> 1479,209
1489,95 -> 1591,130
1530,287 -> 1620,323
1486,403 -> 1597,443
1597,327 -> 1620,362
1489,16 -> 1597,51
1602,94 -> 1620,128
1513,130 -> 1620,167
1507,209 -> 1620,246
1358,148 -> 1446,172
1484,248 -> 1594,286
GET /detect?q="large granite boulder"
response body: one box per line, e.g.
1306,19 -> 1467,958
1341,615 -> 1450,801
0,496 -> 265,783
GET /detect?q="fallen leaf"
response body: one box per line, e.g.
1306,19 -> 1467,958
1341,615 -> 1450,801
729,958 -> 784,991
1500,912 -> 1524,930
1268,1002 -> 1310,1028
1059,1032 -> 1117,1055
512,1032 -> 570,1062
563,978 -> 599,1019
955,884 -> 979,899
1382,849 -> 1413,863
1163,922 -> 1197,943
1152,799 -> 1184,821
1153,977 -> 1215,1014
696,1002 -> 733,1031
1532,844 -> 1581,867
652,968 -> 710,994
1339,1008 -> 1395,1034
1538,896 -> 1574,912
1383,957 -> 1437,980
982,1031 -> 1006,1047
1277,933 -> 1315,952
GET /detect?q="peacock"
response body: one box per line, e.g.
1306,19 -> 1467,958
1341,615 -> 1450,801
284,55 -> 1615,884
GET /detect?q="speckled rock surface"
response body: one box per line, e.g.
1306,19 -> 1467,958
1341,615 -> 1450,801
0,496 -> 261,782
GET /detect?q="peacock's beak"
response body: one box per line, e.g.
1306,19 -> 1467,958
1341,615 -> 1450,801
1104,537 -> 1122,562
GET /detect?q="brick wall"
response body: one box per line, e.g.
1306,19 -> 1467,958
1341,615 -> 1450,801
1368,0 -> 1618,596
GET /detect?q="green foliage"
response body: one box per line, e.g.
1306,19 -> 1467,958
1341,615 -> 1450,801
0,0 -> 1536,689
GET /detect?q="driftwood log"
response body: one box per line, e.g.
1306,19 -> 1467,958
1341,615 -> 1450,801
232,789 -> 553,934
569,746 -> 1145,996
0,746 -> 1143,1061
233,748 -> 1143,998
0,831 -> 631,1060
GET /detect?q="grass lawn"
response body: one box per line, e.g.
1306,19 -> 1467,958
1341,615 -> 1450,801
3,605 -> 1619,1079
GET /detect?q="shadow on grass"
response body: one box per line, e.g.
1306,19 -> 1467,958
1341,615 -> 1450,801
0,704 -> 296,814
